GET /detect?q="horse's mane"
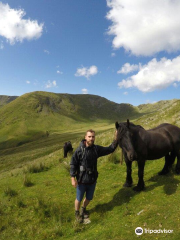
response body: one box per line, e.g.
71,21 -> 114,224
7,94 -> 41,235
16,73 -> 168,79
118,123 -> 128,138
133,124 -> 144,130
120,122 -> 144,130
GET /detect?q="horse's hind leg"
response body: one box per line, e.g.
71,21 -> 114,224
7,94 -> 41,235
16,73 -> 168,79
169,151 -> 176,168
158,152 -> 175,175
175,152 -> 180,174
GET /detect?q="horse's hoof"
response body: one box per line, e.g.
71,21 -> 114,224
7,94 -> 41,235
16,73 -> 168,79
133,186 -> 144,192
123,182 -> 132,187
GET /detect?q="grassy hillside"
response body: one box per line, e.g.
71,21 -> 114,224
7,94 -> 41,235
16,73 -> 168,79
0,125 -> 180,240
137,99 -> 178,113
136,99 -> 180,128
1,91 -> 180,150
1,93 -> 180,239
0,91 -> 140,149
0,95 -> 18,109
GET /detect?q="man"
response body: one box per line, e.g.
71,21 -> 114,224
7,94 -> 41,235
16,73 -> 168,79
70,129 -> 117,223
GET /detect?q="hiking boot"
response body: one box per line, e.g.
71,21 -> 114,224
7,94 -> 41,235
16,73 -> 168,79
75,210 -> 83,223
80,207 -> 90,219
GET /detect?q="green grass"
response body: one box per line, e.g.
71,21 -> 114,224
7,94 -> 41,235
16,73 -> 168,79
1,92 -> 180,239
0,125 -> 180,239
0,124 -> 115,174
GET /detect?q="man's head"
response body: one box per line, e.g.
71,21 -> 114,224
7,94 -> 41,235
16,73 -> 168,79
85,129 -> 95,147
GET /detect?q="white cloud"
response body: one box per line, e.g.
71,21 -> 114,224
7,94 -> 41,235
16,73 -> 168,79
57,70 -> 63,74
106,0 -> 180,56
118,63 -> 139,74
26,80 -> 30,84
145,99 -> 151,104
33,80 -> 38,86
0,2 -> 43,45
118,56 -> 180,92
82,88 -> 88,94
123,92 -> 128,95
145,100 -> 157,104
45,80 -> 57,88
173,83 -> 178,88
44,49 -> 50,54
0,40 -> 3,49
111,53 -> 116,57
75,65 -> 98,79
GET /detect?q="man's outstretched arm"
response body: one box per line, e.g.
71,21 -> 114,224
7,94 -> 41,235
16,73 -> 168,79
96,131 -> 118,157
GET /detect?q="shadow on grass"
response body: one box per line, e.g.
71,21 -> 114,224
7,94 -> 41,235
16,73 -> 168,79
91,170 -> 180,214
91,187 -> 138,215
147,170 -> 180,195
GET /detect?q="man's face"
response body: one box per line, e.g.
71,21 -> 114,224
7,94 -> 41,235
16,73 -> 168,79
85,131 -> 95,146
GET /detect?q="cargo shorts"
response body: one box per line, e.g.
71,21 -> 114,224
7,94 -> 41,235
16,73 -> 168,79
76,182 -> 96,201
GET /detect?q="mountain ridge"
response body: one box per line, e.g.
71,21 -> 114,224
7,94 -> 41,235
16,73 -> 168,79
0,95 -> 18,109
0,91 -> 179,148
0,91 -> 178,110
0,91 -> 139,148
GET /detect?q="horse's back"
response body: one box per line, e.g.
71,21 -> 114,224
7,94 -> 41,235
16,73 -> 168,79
148,123 -> 180,134
148,123 -> 173,131
146,123 -> 180,154
137,123 -> 180,159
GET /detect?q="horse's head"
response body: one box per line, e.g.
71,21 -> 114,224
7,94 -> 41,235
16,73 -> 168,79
115,119 -> 137,161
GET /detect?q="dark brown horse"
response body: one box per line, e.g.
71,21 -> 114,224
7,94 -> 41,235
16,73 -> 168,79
115,120 -> 180,191
63,141 -> 73,158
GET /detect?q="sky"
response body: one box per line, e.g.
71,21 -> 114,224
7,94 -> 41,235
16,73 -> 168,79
0,0 -> 180,106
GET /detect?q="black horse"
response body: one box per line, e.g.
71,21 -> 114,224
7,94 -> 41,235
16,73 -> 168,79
63,141 -> 73,158
115,120 -> 180,191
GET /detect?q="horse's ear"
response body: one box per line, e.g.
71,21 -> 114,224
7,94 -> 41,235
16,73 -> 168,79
127,119 -> 130,128
115,122 -> 119,129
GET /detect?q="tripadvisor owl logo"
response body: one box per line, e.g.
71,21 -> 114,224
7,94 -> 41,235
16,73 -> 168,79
135,227 -> 143,235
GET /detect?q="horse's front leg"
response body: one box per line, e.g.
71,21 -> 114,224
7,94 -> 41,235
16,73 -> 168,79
123,155 -> 133,187
133,160 -> 145,191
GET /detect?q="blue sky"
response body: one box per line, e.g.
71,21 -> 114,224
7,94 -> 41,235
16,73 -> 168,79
0,0 -> 180,106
